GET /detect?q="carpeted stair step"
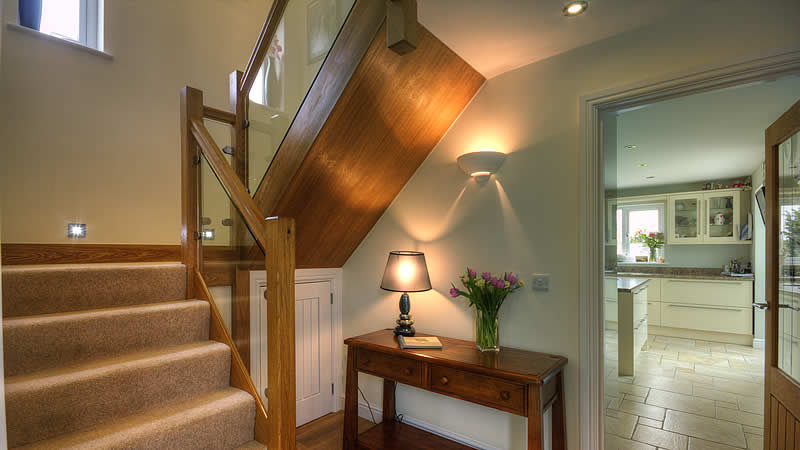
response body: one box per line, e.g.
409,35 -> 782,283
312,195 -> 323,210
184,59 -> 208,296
6,341 -> 232,448
235,441 -> 268,449
4,300 -> 210,376
16,388 -> 257,449
2,263 -> 186,317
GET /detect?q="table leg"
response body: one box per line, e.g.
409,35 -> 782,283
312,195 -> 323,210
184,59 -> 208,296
528,383 -> 544,450
343,348 -> 359,450
383,379 -> 396,423
552,372 -> 566,450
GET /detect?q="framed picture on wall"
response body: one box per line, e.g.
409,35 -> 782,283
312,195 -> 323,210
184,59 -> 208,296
307,0 -> 335,64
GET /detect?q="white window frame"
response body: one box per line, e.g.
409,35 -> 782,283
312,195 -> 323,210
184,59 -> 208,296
36,0 -> 103,51
617,202 -> 666,261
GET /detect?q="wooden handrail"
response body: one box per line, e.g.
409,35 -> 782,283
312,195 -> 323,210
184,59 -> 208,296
202,105 -> 237,125
190,118 -> 270,249
241,0 -> 291,96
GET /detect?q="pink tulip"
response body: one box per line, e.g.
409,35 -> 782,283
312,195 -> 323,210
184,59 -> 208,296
648,232 -> 655,237
482,272 -> 492,281
468,268 -> 477,278
508,274 -> 519,286
449,287 -> 460,298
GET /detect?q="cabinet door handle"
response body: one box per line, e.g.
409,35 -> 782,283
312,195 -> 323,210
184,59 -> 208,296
500,391 -> 511,401
753,303 -> 769,310
666,303 -> 742,312
403,368 -> 413,376
779,304 -> 800,312
440,376 -> 449,385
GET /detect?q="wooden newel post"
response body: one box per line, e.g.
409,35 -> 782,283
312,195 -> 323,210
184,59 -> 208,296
180,86 -> 204,298
387,0 -> 417,55
265,217 -> 297,449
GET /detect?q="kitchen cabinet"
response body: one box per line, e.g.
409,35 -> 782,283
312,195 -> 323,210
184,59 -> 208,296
604,276 -> 618,323
618,280 -> 649,376
667,189 -> 750,245
659,278 -> 753,336
605,199 -> 618,246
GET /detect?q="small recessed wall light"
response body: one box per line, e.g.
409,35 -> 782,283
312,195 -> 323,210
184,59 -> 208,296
457,150 -> 507,183
68,223 -> 86,238
637,163 -> 648,167
563,1 -> 588,16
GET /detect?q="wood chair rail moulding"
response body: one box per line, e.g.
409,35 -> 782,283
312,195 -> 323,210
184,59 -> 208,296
1,244 -> 181,265
241,0 -> 291,96
193,270 -> 269,445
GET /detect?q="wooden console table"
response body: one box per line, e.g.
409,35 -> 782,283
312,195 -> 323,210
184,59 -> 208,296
343,329 -> 567,450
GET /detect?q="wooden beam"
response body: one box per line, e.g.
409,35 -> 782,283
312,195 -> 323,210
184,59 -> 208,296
202,105 -> 237,125
193,270 -> 269,445
386,0 -> 417,55
1,243 -> 181,265
265,217 -> 296,448
180,87 -> 204,297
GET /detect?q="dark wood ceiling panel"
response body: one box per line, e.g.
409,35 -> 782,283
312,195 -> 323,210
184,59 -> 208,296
272,22 -> 485,268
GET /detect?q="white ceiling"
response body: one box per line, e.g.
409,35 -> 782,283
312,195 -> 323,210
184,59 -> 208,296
417,0 -> 699,79
614,76 -> 800,189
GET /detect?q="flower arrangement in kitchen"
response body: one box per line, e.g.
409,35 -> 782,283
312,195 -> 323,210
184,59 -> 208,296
630,229 -> 665,262
449,268 -> 523,352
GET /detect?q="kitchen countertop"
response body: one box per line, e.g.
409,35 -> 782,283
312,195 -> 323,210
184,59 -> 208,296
617,278 -> 650,292
605,271 -> 754,282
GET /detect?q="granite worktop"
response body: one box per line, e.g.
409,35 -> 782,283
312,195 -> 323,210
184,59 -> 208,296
617,278 -> 650,292
605,267 -> 753,282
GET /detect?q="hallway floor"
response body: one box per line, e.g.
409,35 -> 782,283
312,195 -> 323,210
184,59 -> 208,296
605,331 -> 765,449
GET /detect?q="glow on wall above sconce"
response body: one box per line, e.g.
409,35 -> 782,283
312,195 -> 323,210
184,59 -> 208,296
457,151 -> 507,183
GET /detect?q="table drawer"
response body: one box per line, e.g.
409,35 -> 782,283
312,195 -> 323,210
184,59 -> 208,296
357,349 -> 425,388
430,365 -> 526,416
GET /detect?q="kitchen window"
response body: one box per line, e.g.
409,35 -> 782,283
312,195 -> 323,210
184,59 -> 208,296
617,202 -> 666,262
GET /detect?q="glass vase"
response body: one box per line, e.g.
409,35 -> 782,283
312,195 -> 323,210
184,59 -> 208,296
649,247 -> 657,262
475,309 -> 500,352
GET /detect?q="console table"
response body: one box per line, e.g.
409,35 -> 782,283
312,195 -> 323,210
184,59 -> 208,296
343,329 -> 567,450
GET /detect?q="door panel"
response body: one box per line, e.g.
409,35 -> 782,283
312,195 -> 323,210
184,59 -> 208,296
766,100 -> 800,449
295,281 -> 333,427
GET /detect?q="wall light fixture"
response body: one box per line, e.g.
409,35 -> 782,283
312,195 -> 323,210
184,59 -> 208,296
457,151 -> 507,183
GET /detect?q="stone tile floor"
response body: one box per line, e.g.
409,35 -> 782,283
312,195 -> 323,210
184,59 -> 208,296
604,331 -> 765,449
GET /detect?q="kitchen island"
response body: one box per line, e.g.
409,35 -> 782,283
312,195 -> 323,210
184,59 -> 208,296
615,278 -> 649,376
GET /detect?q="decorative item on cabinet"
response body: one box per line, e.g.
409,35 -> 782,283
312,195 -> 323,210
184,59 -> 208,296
380,251 -> 432,337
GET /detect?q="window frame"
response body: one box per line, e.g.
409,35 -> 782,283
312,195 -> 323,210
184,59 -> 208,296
36,0 -> 103,51
617,202 -> 666,262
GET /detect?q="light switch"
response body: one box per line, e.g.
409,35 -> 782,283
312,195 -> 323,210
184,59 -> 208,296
532,274 -> 551,291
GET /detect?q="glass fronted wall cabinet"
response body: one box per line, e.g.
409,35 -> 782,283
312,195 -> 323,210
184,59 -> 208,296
667,189 -> 750,245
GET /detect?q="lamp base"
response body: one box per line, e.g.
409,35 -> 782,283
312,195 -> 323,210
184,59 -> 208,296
394,292 -> 415,336
394,323 -> 416,337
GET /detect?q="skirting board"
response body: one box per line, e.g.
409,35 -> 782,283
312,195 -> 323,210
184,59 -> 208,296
648,325 -> 754,346
339,398 -> 501,450
753,338 -> 765,350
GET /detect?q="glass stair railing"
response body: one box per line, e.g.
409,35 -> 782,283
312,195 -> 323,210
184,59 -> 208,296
245,0 -> 356,194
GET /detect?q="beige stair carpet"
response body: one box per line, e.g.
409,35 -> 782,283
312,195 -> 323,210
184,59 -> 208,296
2,263 -> 261,449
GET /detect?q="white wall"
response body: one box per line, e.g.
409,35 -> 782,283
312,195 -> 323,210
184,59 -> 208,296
342,1 -> 800,448
0,0 -> 268,244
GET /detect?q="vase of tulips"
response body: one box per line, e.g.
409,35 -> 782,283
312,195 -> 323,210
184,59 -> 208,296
630,230 -> 665,262
450,268 -> 523,352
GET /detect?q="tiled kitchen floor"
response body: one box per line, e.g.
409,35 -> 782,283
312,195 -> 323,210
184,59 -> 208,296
604,331 -> 765,449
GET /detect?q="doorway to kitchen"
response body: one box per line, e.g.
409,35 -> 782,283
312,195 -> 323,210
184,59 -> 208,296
594,71 -> 800,448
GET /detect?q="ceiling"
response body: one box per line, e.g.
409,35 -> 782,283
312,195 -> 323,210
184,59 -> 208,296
417,0 -> 699,78
613,76 -> 800,190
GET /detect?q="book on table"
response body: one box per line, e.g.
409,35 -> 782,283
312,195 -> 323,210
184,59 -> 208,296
398,336 -> 442,349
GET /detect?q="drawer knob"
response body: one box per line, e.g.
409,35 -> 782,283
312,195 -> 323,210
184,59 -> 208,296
403,368 -> 413,376
440,376 -> 449,385
500,391 -> 511,401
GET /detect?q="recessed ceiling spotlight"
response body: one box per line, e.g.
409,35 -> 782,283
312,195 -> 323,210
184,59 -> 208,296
563,1 -> 588,16
646,176 -> 656,179
636,163 -> 648,167
625,145 -> 637,150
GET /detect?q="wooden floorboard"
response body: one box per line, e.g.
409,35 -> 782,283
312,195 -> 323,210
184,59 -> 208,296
296,411 -> 375,450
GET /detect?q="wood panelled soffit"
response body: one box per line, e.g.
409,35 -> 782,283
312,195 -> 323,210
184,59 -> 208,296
262,22 -> 484,268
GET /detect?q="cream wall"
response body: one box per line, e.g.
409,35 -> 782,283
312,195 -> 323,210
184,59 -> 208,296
0,0 -> 269,244
342,1 -> 800,448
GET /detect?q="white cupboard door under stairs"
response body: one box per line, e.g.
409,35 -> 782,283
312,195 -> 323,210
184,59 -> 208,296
250,280 -> 334,427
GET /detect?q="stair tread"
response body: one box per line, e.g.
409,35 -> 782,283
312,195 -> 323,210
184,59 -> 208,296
6,340 -> 228,385
4,300 -> 211,377
15,388 -> 256,449
235,441 -> 267,449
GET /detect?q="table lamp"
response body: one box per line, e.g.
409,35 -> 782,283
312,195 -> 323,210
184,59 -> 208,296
380,251 -> 432,337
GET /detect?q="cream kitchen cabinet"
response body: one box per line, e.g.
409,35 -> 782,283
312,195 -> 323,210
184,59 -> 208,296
667,189 -> 750,245
618,279 -> 649,376
659,278 -> 753,336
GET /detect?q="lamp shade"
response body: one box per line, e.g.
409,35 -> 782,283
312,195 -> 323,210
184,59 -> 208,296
380,251 -> 432,293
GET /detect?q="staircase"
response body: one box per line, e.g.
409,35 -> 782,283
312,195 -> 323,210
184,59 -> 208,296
2,263 -> 264,449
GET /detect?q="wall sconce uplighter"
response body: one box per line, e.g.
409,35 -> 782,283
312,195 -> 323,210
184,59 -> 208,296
457,151 -> 507,183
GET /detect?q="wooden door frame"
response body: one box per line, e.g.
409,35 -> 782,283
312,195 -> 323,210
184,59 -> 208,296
765,100 -> 800,448
578,49 -> 800,449
250,268 -> 344,419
